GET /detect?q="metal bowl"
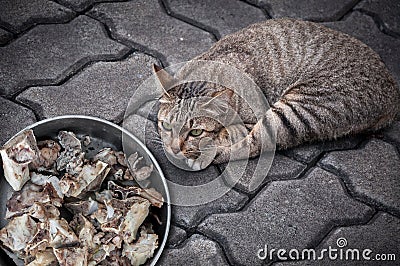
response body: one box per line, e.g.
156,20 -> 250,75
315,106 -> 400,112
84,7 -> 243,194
0,115 -> 171,266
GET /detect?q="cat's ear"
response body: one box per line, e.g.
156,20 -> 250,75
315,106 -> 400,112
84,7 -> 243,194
153,64 -> 175,91
159,96 -> 173,104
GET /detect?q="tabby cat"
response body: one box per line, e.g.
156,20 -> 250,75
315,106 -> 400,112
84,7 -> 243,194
154,19 -> 400,170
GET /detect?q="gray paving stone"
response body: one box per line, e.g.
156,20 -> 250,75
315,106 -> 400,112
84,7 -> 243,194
17,53 -> 156,123
172,188 -> 248,229
88,0 -> 214,64
122,114 -> 149,144
123,114 -> 220,186
0,28 -> 12,45
0,15 -> 128,97
314,212 -> 400,265
355,0 -> 400,36
0,97 -> 36,146
276,212 -> 400,265
166,225 -> 187,248
198,167 -> 373,265
319,139 -> 400,216
245,0 -> 358,21
324,11 -> 400,85
221,154 -> 306,193
282,136 -> 361,164
136,100 -> 159,122
56,0 -> 125,12
383,120 -> 400,149
273,261 -> 311,265
0,0 -> 75,33
158,234 -> 230,266
165,0 -> 266,38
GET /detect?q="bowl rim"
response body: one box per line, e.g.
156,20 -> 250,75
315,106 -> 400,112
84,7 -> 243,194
3,115 -> 171,266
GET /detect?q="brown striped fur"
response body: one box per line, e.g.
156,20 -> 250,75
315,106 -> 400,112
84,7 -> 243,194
156,19 -> 400,168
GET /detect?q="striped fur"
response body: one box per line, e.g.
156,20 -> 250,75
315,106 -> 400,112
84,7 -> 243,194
158,19 -> 400,166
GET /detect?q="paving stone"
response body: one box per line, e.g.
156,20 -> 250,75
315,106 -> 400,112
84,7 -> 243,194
0,28 -> 12,45
0,15 -> 128,97
17,53 -> 155,123
88,0 -> 214,65
123,114 -> 220,186
314,212 -> 400,265
266,153 -> 306,179
0,0 -> 75,33
165,0 -> 266,38
244,0 -> 358,21
198,167 -> 373,265
383,120 -> 400,149
221,153 -> 306,193
355,0 -> 400,36
273,261 -> 312,265
319,139 -> 400,216
136,100 -> 159,122
324,11 -> 400,85
172,188 -> 248,229
276,212 -> 400,265
56,0 -> 125,12
282,136 -> 361,164
122,114 -> 149,144
158,234 -> 230,266
166,225 -> 187,248
0,97 -> 36,146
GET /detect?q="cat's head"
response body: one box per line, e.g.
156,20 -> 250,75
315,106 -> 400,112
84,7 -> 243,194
153,64 -> 235,169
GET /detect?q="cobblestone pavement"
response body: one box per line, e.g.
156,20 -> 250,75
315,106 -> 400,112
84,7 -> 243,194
1,0 -> 399,265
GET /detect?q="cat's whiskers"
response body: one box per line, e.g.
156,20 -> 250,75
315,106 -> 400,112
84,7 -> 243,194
148,137 -> 165,146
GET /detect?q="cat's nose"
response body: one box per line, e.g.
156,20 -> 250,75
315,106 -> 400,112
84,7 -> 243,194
171,138 -> 182,154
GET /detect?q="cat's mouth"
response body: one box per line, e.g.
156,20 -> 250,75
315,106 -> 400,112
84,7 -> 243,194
163,150 -> 204,170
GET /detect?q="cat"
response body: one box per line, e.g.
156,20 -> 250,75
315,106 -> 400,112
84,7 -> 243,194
153,18 -> 400,170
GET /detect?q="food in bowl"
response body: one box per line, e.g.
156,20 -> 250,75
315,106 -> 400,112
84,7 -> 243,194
0,129 -> 164,266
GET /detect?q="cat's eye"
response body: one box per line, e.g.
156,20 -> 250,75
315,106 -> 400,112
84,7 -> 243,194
162,121 -> 172,131
189,129 -> 203,137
